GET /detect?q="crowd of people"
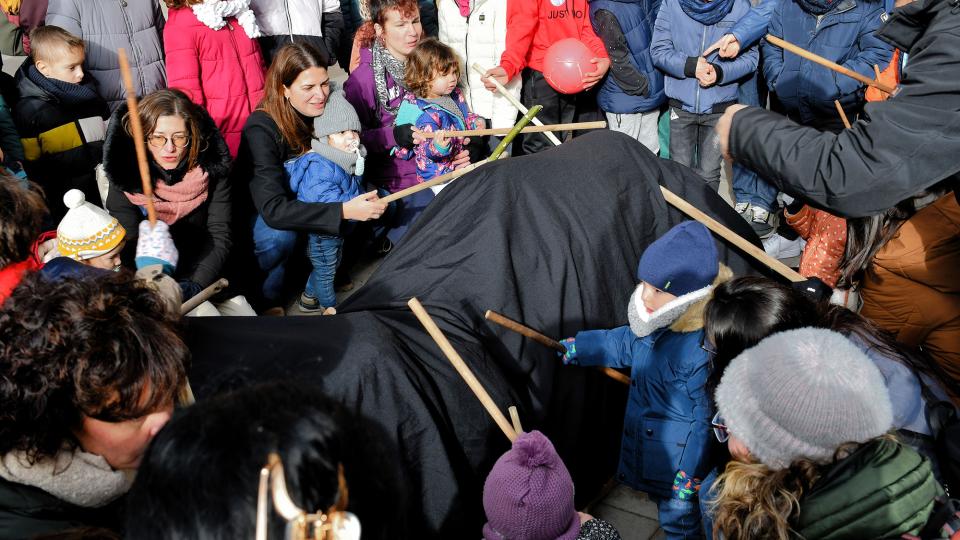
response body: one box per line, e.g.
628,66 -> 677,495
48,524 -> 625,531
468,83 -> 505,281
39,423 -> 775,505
0,0 -> 957,538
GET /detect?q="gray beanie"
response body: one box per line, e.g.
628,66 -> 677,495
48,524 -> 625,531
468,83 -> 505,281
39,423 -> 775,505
313,88 -> 361,139
715,328 -> 893,469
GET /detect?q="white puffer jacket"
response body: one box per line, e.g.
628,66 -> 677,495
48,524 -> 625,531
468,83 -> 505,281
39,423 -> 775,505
438,0 -> 520,129
251,0 -> 340,37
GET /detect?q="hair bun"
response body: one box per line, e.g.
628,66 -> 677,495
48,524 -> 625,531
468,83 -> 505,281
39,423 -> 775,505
63,189 -> 86,209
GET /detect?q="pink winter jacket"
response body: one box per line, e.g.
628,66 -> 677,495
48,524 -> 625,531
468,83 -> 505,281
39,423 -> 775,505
164,7 -> 266,156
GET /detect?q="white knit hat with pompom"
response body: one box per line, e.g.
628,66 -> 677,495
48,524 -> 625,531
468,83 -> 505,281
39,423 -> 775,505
56,189 -> 126,260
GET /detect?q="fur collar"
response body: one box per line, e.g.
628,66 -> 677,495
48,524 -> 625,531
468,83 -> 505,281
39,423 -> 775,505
626,263 -> 733,337
102,102 -> 231,194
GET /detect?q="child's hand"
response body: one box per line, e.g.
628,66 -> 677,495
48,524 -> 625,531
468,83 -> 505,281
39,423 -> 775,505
432,129 -> 449,149
582,57 -> 611,90
558,337 -> 577,364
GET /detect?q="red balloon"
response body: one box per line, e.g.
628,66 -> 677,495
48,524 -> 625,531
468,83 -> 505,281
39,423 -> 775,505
542,38 -> 593,94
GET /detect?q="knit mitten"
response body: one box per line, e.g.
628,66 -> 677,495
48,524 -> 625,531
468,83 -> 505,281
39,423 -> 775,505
671,471 -> 702,501
136,220 -> 178,274
559,338 -> 577,364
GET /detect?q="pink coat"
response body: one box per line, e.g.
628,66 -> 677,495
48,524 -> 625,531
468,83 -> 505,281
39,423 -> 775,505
164,7 -> 266,156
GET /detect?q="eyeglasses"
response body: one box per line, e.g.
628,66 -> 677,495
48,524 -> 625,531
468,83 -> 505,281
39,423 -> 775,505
700,335 -> 718,356
711,411 -> 729,443
146,133 -> 190,149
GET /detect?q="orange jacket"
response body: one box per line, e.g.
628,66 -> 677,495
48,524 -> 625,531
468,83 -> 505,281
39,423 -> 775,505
785,205 -> 846,288
499,0 -> 608,81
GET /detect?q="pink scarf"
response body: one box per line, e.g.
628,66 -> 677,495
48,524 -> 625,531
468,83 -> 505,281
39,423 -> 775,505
125,167 -> 209,225
456,0 -> 470,17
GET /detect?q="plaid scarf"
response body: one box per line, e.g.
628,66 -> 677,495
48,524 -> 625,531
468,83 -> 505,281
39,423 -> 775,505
371,40 -> 407,116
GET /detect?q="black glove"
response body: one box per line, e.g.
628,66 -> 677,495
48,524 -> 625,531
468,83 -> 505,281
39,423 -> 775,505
392,124 -> 416,150
792,277 -> 832,302
178,280 -> 203,301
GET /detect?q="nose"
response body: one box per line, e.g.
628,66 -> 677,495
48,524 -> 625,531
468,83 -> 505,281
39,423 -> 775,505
163,139 -> 176,152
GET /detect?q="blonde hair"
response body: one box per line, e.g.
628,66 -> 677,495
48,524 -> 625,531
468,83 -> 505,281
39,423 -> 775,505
29,25 -> 84,64
403,38 -> 460,97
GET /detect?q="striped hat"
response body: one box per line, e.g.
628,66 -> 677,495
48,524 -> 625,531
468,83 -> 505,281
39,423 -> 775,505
57,189 -> 126,260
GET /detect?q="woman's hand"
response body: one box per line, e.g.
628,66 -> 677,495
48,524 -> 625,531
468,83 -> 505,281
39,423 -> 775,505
451,144 -> 471,169
482,66 -> 509,91
342,191 -> 387,221
716,104 -> 749,160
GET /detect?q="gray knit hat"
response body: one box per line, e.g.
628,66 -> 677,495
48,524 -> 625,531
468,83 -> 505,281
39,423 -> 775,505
715,328 -> 893,469
313,87 -> 362,139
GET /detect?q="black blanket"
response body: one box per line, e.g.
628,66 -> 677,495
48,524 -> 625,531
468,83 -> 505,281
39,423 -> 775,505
185,131 -> 764,537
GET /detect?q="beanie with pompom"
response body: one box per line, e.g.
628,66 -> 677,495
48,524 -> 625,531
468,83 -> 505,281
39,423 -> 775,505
482,430 -> 580,540
56,189 -> 126,261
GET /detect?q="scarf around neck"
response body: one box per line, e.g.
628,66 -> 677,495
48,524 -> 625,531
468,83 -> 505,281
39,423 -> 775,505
125,166 -> 210,225
371,40 -> 408,116
311,138 -> 366,176
795,0 -> 839,16
678,0 -> 736,25
0,447 -> 135,508
26,66 -> 100,106
191,0 -> 262,38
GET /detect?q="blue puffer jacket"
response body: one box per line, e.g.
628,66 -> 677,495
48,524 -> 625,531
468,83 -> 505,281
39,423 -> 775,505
762,0 -> 891,123
729,0 -> 778,49
572,318 -> 712,496
651,0 -> 758,113
286,153 -> 362,204
589,0 -> 666,114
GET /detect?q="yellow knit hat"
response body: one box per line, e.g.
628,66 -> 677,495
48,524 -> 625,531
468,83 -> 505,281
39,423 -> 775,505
57,189 -> 126,260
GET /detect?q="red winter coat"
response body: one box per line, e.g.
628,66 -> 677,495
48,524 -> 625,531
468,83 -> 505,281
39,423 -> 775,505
164,7 -> 266,157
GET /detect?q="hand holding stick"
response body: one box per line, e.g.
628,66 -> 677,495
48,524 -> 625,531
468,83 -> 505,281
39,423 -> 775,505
181,278 -> 229,315
473,63 -> 562,147
409,298 -> 518,442
118,48 -> 157,225
765,35 -> 896,94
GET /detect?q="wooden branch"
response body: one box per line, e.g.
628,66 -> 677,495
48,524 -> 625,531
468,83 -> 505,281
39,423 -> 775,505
765,35 -> 896,94
659,186 -> 805,283
834,100 -> 851,129
118,48 -> 157,225
180,278 -> 229,315
484,310 -> 632,386
472,63 -> 562,146
419,121 -> 607,139
408,298 -> 518,442
508,406 -> 523,434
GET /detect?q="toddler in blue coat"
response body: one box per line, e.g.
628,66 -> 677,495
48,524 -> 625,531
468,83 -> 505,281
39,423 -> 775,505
561,221 -> 730,539
286,87 -> 366,313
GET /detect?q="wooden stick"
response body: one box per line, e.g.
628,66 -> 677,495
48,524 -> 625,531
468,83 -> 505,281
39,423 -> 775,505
508,406 -> 523,434
873,64 -> 883,83
660,186 -> 804,282
180,278 -> 229,315
484,310 -> 632,386
118,48 -> 157,225
765,35 -> 896,94
419,121 -> 607,139
408,297 -> 518,442
472,63 -> 562,146
834,100 -> 851,129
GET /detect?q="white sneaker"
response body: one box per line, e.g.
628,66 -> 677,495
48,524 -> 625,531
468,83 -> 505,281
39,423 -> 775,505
762,233 -> 806,259
735,202 -> 750,216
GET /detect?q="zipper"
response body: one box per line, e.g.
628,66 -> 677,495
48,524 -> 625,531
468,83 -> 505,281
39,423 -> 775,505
226,22 -> 252,102
695,25 -> 706,113
285,0 -> 294,42
116,0 -> 146,95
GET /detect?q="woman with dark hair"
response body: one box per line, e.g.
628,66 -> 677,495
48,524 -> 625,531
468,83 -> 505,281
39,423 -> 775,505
344,0 -> 471,245
104,88 -> 254,315
0,172 -> 46,303
0,272 -> 188,537
125,382 -> 402,539
237,42 -> 386,312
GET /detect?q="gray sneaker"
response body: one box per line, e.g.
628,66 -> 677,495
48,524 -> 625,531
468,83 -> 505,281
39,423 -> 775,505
750,206 -> 778,238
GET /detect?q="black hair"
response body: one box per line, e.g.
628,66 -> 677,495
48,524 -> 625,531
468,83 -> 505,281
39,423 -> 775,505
125,382 -> 404,539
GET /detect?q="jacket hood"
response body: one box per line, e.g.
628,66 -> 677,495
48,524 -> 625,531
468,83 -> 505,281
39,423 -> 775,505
103,102 -> 232,194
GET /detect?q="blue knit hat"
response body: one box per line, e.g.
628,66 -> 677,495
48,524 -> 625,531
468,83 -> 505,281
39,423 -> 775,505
637,221 -> 718,296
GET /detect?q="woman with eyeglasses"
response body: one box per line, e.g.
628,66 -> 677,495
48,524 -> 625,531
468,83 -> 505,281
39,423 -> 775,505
104,88 -> 255,314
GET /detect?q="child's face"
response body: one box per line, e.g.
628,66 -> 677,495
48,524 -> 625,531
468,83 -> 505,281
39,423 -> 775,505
426,70 -> 459,98
639,281 -> 678,314
327,130 -> 360,153
84,241 -> 125,271
36,46 -> 85,85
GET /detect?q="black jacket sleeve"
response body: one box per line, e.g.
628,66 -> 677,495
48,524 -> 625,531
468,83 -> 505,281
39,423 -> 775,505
105,180 -> 144,268
592,9 -> 649,97
183,170 -> 232,287
241,112 -> 343,233
321,9 -> 345,67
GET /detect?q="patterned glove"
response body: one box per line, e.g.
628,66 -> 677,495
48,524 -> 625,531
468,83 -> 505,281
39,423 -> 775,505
559,337 -> 577,364
672,471 -> 702,501
136,220 -> 178,274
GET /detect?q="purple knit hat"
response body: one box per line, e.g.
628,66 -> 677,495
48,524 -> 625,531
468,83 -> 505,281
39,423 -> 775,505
482,431 -> 580,540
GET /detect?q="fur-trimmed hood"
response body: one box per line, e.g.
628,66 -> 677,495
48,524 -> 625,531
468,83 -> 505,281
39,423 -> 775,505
102,102 -> 232,194
670,263 -> 733,333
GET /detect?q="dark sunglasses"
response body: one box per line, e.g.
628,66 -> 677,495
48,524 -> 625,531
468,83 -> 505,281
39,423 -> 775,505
711,411 -> 729,443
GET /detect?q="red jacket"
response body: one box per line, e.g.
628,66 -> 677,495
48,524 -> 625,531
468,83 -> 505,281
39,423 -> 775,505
500,0 -> 608,81
164,8 -> 266,157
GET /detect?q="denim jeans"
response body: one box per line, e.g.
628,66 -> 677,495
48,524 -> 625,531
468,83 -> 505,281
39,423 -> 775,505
252,215 -> 298,306
732,73 -> 778,211
305,234 -> 343,308
698,468 -> 720,539
653,495 -> 705,539
669,108 -> 723,192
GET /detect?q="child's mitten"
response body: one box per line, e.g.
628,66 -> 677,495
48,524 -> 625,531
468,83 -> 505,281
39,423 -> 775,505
136,220 -> 178,274
559,337 -> 577,364
671,471 -> 702,501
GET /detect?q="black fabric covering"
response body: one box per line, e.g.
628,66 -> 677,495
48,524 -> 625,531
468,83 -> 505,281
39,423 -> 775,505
185,131 -> 764,538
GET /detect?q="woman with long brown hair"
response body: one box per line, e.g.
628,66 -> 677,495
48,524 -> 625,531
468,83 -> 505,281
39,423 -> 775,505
237,42 -> 385,312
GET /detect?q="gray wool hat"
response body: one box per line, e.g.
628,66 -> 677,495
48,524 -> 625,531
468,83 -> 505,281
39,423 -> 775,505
313,87 -> 361,139
715,328 -> 893,469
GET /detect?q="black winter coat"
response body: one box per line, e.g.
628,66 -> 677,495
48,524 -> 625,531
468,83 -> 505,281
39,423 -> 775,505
729,0 -> 960,218
0,476 -> 123,538
103,104 -> 233,290
12,60 -> 109,219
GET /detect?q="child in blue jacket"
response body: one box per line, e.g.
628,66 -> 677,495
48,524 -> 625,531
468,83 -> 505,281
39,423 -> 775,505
651,0 -> 758,193
561,221 -> 731,539
394,38 -> 483,188
287,88 -> 365,313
